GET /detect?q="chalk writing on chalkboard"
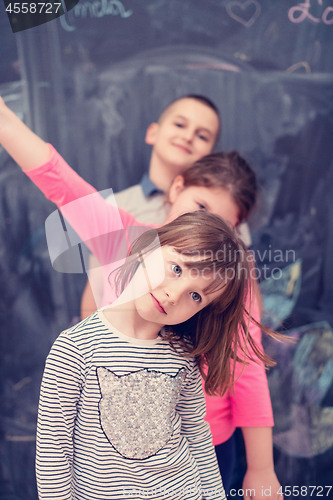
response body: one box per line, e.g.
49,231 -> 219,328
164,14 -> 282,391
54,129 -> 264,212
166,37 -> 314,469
226,0 -> 261,27
60,0 -> 133,31
288,0 -> 333,25
286,61 -> 311,73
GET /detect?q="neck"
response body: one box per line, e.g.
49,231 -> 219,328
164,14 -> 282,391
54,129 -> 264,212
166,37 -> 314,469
148,152 -> 175,193
104,300 -> 162,341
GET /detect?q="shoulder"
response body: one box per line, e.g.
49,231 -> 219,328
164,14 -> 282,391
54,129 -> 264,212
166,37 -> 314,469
158,331 -> 198,375
115,183 -> 142,200
55,311 -> 111,351
106,184 -> 169,225
107,183 -> 143,208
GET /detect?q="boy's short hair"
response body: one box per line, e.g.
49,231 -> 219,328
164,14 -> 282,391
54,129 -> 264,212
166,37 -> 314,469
158,94 -> 221,143
181,94 -> 220,117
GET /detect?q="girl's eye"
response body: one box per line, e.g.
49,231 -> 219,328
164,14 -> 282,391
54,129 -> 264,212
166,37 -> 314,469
198,133 -> 209,141
175,122 -> 184,128
197,202 -> 206,210
171,264 -> 182,276
190,291 -> 202,303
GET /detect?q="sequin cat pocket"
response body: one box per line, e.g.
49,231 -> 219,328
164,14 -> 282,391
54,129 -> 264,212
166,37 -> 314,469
97,367 -> 187,460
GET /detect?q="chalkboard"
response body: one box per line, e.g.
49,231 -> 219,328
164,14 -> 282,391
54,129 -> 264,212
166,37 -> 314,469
55,0 -> 333,73
0,1 -> 20,83
2,0 -> 333,84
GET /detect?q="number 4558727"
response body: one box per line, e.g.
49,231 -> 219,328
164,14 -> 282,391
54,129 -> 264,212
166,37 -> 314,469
277,485 -> 332,497
5,3 -> 62,14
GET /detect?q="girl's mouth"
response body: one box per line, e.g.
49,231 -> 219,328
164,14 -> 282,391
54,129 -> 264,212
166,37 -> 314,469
150,293 -> 167,314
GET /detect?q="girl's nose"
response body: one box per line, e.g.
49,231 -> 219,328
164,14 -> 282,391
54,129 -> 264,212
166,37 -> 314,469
164,288 -> 175,304
164,285 -> 180,305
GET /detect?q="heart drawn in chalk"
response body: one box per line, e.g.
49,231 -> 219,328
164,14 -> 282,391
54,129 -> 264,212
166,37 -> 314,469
226,0 -> 261,27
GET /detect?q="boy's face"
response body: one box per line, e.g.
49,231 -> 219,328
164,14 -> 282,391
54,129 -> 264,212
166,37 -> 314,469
145,98 -> 220,175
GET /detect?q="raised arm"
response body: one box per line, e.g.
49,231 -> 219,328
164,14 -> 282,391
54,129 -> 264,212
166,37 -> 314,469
0,96 -> 51,169
0,96 -> 144,284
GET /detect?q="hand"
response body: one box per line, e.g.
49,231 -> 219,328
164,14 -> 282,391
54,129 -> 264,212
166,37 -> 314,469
242,468 -> 283,500
0,95 -> 22,145
0,96 -> 12,134
0,96 -> 50,169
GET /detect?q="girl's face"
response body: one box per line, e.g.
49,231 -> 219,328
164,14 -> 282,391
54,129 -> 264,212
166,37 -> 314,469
133,245 -> 222,329
167,176 -> 240,228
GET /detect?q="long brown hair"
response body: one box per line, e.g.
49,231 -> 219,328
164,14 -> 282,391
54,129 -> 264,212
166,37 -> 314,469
115,210 -> 277,396
181,151 -> 257,224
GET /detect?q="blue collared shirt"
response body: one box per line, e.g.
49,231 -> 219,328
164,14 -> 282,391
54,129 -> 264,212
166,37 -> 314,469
140,173 -> 164,197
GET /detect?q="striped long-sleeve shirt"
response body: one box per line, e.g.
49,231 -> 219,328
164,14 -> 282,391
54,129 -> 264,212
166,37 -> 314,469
36,310 -> 225,499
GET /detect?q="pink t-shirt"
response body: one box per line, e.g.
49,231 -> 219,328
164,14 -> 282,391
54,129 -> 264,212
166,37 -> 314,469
26,144 -> 274,444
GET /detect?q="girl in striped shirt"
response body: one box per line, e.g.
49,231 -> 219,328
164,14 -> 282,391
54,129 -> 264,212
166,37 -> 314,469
36,208 -> 264,500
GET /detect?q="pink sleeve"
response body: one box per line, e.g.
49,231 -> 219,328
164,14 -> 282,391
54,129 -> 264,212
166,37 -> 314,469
230,291 -> 274,428
26,144 -> 97,207
25,144 -> 147,266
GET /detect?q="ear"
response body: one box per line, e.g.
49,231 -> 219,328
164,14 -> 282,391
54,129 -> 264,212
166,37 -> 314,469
168,175 -> 185,203
145,122 -> 159,145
